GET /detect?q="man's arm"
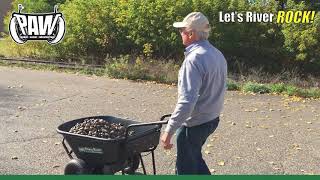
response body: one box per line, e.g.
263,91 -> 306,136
164,57 -> 203,135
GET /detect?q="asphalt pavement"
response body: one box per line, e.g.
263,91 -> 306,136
0,66 -> 319,175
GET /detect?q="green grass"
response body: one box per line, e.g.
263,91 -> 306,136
1,59 -> 319,99
285,85 -> 300,96
227,80 -> 241,91
243,82 -> 271,94
240,81 -> 320,98
269,83 -> 287,94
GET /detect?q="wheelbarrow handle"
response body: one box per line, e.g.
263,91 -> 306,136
160,114 -> 172,121
125,114 -> 171,140
127,114 -> 171,128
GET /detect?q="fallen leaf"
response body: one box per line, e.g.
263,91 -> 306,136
307,122 -> 312,124
207,144 -> 213,148
18,106 -> 27,111
231,122 -> 236,125
204,150 -> 211,154
291,96 -> 302,102
53,165 -> 60,168
244,108 -> 258,112
292,143 -> 299,148
55,142 -> 60,145
257,148 -> 262,151
268,161 -> 276,165
11,156 -> 18,160
292,144 -> 302,150
269,135 -> 274,138
218,161 -> 225,166
211,135 -> 218,141
42,140 -> 48,143
260,125 -> 267,129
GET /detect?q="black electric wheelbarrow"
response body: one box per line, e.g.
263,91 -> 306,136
57,114 -> 171,175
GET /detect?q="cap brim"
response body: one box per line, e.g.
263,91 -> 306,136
173,22 -> 187,28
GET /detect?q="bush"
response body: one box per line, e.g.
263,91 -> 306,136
111,0 -> 192,57
105,56 -> 149,80
269,83 -> 286,93
285,85 -> 300,96
211,0 -> 285,69
227,80 -> 241,91
56,0 -> 122,60
305,88 -> 320,98
1,0 -> 319,72
281,0 -> 320,63
243,82 -> 271,94
105,56 -> 180,84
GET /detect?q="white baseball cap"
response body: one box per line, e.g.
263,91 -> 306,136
173,12 -> 210,32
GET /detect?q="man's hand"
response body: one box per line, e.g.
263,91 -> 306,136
161,132 -> 173,150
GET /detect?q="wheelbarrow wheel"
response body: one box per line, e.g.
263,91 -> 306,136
123,154 -> 140,174
64,159 -> 89,175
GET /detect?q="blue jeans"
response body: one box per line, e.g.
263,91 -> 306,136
175,117 -> 220,175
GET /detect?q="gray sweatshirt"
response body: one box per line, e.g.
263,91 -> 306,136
165,40 -> 227,135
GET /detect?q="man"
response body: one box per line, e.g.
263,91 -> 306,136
160,12 -> 227,175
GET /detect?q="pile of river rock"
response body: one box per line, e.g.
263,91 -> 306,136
69,118 -> 132,139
